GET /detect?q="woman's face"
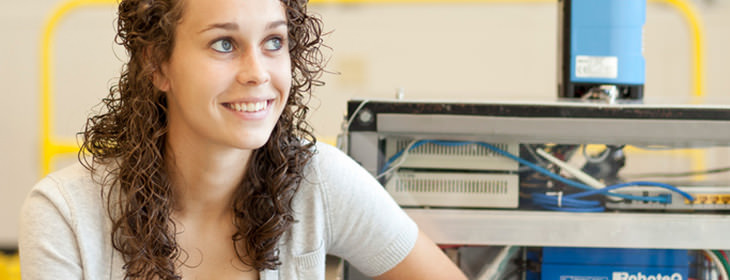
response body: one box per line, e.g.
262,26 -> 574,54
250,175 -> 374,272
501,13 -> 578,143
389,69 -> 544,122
156,0 -> 291,152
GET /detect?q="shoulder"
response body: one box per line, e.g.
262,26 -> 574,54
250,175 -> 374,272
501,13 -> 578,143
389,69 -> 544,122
309,141 -> 349,165
293,141 -> 347,219
306,141 -> 366,181
22,161 -> 111,229
29,162 -> 100,204
299,141 -> 380,203
290,141 -> 367,240
297,143 -> 420,277
20,161 -> 118,279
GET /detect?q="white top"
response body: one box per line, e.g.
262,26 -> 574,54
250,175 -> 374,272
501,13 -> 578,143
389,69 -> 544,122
19,143 -> 418,279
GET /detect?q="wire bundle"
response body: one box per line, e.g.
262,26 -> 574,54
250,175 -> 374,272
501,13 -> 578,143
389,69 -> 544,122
530,182 -> 682,212
379,139 -> 695,212
703,249 -> 730,280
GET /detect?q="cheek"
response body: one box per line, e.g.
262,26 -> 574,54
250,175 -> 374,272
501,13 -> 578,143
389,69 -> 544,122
275,61 -> 293,96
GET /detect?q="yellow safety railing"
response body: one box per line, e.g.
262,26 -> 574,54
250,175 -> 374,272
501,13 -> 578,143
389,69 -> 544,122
655,0 -> 707,178
652,0 -> 704,99
40,0 -> 706,176
40,0 -> 118,177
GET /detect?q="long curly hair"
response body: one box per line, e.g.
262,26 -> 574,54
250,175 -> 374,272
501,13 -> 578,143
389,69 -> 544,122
79,0 -> 324,278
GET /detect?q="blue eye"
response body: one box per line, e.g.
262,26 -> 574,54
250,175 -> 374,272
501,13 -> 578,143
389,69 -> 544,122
211,39 -> 234,53
264,37 -> 283,51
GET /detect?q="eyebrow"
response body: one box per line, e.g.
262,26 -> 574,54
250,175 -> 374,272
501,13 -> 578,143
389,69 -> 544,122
198,20 -> 288,34
199,22 -> 238,33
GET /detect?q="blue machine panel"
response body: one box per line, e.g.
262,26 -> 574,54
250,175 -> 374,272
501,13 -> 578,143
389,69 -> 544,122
543,247 -> 690,267
559,0 -> 646,100
541,247 -> 690,280
570,0 -> 645,85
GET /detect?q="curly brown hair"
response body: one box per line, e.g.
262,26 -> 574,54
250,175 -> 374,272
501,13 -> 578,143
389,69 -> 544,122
79,0 -> 324,279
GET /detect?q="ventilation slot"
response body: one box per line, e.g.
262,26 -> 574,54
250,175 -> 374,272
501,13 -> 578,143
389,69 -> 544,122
385,172 -> 519,208
386,138 -> 519,171
395,139 -> 508,158
395,178 -> 509,194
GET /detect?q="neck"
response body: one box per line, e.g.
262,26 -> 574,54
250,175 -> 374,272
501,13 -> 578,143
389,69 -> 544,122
166,135 -> 251,220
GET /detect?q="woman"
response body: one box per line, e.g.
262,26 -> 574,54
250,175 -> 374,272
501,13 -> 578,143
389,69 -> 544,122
19,0 -> 467,279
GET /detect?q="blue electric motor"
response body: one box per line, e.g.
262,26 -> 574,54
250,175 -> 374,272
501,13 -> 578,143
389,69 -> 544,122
558,0 -> 646,101
524,247 -> 692,280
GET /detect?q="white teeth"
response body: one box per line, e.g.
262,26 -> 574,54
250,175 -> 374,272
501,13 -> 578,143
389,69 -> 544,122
227,101 -> 267,112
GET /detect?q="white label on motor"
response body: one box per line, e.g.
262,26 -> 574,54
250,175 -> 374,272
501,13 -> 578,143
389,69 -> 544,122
612,272 -> 683,280
575,55 -> 618,79
560,276 -> 608,280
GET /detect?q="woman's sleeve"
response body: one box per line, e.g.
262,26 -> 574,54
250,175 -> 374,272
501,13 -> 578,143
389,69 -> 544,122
19,176 -> 83,279
316,143 -> 419,277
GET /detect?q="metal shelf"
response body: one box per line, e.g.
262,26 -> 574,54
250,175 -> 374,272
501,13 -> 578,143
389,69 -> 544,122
347,100 -> 730,251
348,99 -> 730,146
406,208 -> 730,250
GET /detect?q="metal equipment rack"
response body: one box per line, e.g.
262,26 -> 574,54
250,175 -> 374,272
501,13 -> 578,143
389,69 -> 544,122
344,99 -> 730,250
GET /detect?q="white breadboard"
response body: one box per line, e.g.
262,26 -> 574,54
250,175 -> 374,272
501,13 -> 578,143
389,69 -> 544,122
385,171 -> 519,208
385,138 -> 519,171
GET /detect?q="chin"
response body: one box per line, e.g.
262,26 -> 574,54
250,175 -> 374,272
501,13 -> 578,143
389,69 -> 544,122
234,139 -> 269,151
232,132 -> 274,151
226,121 -> 281,151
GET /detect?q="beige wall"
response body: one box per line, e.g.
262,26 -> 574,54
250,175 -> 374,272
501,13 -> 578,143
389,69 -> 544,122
2,0 -> 729,247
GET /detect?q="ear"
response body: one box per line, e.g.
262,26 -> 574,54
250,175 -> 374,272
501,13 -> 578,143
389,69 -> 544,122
152,63 -> 171,92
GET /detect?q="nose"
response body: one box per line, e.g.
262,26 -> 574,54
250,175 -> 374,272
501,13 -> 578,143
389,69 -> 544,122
236,50 -> 270,86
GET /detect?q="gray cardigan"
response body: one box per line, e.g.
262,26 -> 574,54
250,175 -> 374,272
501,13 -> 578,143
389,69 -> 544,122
19,143 -> 418,279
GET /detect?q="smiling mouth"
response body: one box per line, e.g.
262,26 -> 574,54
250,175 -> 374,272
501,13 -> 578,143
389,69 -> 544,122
223,100 -> 271,113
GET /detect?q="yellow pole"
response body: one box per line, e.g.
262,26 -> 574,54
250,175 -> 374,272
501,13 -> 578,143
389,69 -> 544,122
40,0 -> 118,176
649,0 -> 704,99
649,0 -> 706,179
